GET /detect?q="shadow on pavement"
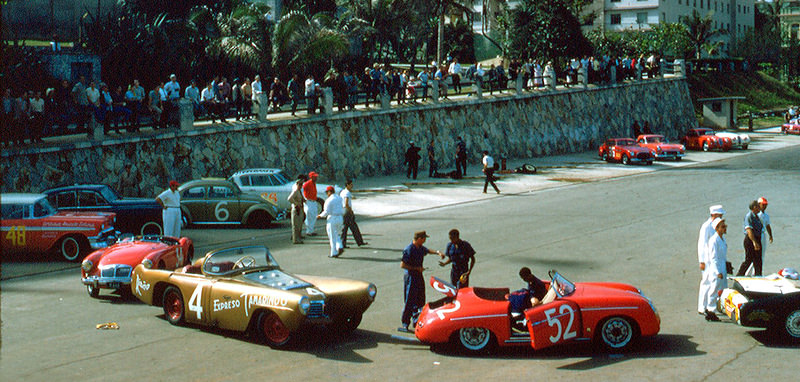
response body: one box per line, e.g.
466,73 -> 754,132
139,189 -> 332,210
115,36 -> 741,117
747,330 -> 800,348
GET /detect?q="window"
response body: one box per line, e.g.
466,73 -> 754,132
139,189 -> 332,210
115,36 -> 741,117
184,187 -> 205,199
78,191 -> 99,207
611,14 -> 621,25
54,191 -> 77,208
637,12 -> 648,24
209,186 -> 234,199
33,199 -> 54,218
694,0 -> 697,7
1,204 -> 24,219
712,102 -> 722,112
715,1 -> 717,11
250,175 -> 270,186
700,0 -> 703,8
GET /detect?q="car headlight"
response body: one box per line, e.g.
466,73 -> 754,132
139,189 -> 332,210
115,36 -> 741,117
656,145 -> 661,152
298,296 -> 310,315
141,258 -> 153,269
81,260 -> 93,272
368,284 -> 377,301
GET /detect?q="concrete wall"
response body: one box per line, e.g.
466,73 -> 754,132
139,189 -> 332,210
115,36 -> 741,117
0,78 -> 696,197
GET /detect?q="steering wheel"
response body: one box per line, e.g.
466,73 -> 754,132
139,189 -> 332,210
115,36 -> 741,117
233,256 -> 256,269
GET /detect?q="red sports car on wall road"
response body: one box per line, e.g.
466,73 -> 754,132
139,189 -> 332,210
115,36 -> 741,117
81,235 -> 194,298
680,128 -> 733,151
782,123 -> 800,135
414,271 -> 660,353
1,193 -> 117,262
598,138 -> 655,165
636,134 -> 685,161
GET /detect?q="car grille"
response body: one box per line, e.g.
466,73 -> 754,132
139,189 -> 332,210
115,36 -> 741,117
100,265 -> 132,279
307,300 -> 326,318
636,153 -> 650,160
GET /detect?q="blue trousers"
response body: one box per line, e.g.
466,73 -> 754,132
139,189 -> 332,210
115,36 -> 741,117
402,271 -> 425,325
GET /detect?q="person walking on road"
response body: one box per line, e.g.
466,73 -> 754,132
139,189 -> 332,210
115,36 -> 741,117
317,186 -> 344,258
737,200 -> 763,276
399,231 -> 444,333
303,172 -> 320,236
404,141 -> 421,180
704,217 -> 728,322
697,205 -> 725,316
340,179 -> 367,248
482,150 -> 500,194
155,180 -> 181,237
288,175 -> 307,244
438,229 -> 476,288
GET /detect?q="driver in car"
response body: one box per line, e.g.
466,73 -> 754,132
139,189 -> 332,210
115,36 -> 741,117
508,267 -> 548,333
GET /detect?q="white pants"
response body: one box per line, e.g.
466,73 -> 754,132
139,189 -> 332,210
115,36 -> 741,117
162,207 -> 181,238
705,271 -> 727,312
304,201 -> 319,234
698,269 -> 712,313
325,215 -> 343,257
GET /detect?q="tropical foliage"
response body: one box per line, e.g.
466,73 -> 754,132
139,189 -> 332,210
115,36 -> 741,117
502,0 -> 592,63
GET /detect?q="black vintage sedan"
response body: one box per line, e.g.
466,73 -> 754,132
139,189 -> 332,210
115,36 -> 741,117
44,184 -> 163,236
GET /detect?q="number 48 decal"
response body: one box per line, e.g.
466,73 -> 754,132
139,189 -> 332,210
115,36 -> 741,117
544,304 -> 577,343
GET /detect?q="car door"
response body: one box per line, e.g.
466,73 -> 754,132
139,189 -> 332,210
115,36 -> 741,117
178,276 -> 214,326
208,185 -> 241,224
525,300 -> 583,350
207,280 -> 249,331
182,186 -> 209,223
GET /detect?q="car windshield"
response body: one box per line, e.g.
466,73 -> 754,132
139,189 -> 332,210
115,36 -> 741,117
32,198 -> 57,218
649,136 -> 665,143
203,246 -> 279,276
617,139 -> 636,146
100,186 -> 119,201
551,271 -> 576,298
273,170 -> 291,185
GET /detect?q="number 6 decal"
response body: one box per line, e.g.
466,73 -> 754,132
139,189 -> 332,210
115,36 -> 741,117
544,304 -> 577,343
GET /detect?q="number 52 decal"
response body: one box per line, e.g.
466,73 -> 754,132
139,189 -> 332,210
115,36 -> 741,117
544,304 -> 577,343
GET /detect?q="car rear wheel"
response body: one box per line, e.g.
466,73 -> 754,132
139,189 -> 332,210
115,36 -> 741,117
86,284 -> 100,298
257,311 -> 291,348
247,210 -> 272,228
162,286 -> 185,325
621,154 -> 630,165
597,316 -> 638,351
140,221 -> 162,236
457,327 -> 494,353
58,236 -> 85,262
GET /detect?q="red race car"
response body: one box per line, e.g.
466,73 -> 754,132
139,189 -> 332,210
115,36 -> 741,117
414,271 -> 660,353
81,235 -> 193,298
782,123 -> 800,135
636,134 -> 685,160
680,128 -> 733,151
598,138 -> 655,165
1,193 -> 117,262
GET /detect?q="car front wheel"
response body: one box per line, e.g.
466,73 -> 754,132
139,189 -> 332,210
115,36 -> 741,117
457,327 -> 494,353
162,286 -> 185,325
601,152 -> 609,162
332,313 -> 363,335
86,284 -> 100,298
780,309 -> 800,341
621,154 -> 630,165
597,316 -> 638,351
702,142 -> 709,151
58,236 -> 85,262
257,311 -> 292,348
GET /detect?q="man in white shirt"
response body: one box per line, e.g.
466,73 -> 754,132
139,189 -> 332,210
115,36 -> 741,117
704,217 -> 728,322
448,59 -> 462,94
340,179 -> 367,248
481,150 -> 499,194
317,186 -> 344,258
155,180 -> 182,237
697,205 -> 724,315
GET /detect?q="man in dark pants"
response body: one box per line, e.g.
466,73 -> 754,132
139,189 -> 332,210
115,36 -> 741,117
455,136 -> 467,176
404,141 -> 421,179
438,229 -> 476,288
340,179 -> 367,248
427,141 -> 438,177
737,200 -> 763,276
482,150 -> 500,194
399,231 -> 444,333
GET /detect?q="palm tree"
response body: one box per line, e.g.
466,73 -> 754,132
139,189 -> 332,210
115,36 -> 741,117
681,9 -> 726,59
272,11 -> 350,79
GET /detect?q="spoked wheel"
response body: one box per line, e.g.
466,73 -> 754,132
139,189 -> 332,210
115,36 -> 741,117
597,316 -> 638,351
257,311 -> 292,348
457,327 -> 494,353
162,286 -> 185,325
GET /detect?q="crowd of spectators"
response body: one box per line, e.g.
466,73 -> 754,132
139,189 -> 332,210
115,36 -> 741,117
1,53 -> 664,147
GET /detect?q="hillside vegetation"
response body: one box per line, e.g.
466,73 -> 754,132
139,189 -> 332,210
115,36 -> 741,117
687,71 -> 800,115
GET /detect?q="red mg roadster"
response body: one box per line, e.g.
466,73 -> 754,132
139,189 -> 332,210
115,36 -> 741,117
414,271 -> 660,353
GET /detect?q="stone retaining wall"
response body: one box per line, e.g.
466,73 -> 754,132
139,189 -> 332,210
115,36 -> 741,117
0,78 -> 696,197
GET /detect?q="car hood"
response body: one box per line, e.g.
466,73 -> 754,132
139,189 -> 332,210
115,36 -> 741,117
96,242 -> 169,266
732,275 -> 800,295
242,269 -> 313,291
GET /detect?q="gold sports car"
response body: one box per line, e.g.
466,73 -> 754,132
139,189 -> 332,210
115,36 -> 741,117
130,245 -> 377,347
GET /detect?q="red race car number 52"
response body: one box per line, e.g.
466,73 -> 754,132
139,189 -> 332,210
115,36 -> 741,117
544,304 -> 577,343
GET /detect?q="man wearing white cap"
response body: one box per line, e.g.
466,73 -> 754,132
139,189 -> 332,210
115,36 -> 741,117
704,217 -> 728,321
756,197 -> 773,271
697,204 -> 724,316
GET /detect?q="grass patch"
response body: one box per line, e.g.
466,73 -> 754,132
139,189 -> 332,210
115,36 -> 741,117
688,71 -> 800,115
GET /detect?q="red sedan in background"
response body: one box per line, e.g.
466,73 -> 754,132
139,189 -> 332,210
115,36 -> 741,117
636,134 -> 686,160
598,138 -> 655,165
414,271 -> 660,353
681,128 -> 733,151
81,235 -> 193,298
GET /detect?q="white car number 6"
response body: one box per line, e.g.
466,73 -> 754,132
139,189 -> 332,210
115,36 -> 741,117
215,201 -> 230,221
545,304 -> 577,343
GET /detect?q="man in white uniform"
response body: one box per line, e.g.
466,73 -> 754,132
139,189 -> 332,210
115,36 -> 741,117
704,217 -> 728,321
697,205 -> 724,315
156,180 -> 181,237
317,186 -> 344,258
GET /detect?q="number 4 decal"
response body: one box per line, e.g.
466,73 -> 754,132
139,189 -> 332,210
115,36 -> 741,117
188,284 -> 204,319
544,304 -> 577,343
